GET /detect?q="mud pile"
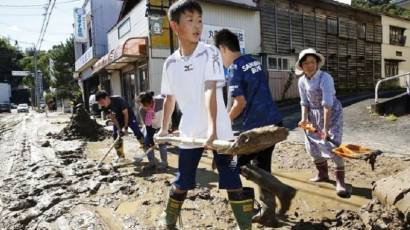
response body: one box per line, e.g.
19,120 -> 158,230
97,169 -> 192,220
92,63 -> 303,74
57,104 -> 109,141
333,199 -> 409,229
294,199 -> 409,230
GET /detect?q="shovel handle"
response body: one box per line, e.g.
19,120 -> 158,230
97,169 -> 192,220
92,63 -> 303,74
154,136 -> 233,150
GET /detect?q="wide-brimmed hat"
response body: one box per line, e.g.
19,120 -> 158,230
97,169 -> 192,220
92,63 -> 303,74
295,48 -> 325,75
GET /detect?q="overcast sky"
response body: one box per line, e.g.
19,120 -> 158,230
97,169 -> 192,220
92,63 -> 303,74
0,0 -> 83,51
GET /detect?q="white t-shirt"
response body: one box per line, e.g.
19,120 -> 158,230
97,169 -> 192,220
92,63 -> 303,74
161,42 -> 234,149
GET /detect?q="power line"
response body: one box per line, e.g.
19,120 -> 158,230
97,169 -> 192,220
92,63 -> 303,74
37,0 -> 57,51
0,0 -> 80,8
36,1 -> 52,50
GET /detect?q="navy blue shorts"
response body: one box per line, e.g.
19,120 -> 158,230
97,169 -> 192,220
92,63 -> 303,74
174,148 -> 242,190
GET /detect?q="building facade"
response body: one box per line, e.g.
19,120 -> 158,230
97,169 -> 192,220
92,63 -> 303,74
259,0 -> 383,100
73,0 -> 122,110
381,14 -> 410,87
93,0 -> 261,111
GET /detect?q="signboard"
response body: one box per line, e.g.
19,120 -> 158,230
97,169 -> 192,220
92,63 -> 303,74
149,16 -> 164,35
12,71 -> 30,77
73,8 -> 88,43
201,24 -> 246,53
75,46 -> 94,71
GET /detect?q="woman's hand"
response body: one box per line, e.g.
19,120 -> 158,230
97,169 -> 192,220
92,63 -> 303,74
298,119 -> 309,127
320,128 -> 330,141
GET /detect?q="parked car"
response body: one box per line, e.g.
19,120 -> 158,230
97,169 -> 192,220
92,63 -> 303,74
17,103 -> 29,113
10,103 -> 17,109
0,103 -> 11,113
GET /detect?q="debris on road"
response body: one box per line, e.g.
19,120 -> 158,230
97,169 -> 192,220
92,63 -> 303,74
56,105 -> 109,141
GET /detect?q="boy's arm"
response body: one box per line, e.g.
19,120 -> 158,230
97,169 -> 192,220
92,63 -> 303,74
158,95 -> 176,136
204,80 -> 217,149
229,95 -> 246,120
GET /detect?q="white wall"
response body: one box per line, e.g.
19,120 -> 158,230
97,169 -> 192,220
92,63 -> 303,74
110,71 -> 122,96
149,48 -> 170,94
201,2 -> 261,54
381,15 -> 410,87
107,0 -> 148,51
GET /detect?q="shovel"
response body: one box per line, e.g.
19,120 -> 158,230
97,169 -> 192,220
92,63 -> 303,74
154,125 -> 289,155
299,122 -> 382,170
96,134 -> 122,168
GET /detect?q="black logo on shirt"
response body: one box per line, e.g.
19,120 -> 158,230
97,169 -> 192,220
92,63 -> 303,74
184,64 -> 193,72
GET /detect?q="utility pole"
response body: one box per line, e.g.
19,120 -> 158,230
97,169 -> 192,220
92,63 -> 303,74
33,46 -> 38,107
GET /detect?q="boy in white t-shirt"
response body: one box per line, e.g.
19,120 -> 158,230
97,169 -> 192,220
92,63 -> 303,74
156,0 -> 253,229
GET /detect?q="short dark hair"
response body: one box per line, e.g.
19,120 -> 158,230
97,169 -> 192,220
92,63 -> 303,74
137,91 -> 155,105
95,90 -> 109,101
214,29 -> 241,52
168,0 -> 202,23
299,54 -> 321,68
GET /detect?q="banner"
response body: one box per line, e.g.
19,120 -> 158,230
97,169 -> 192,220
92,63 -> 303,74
201,24 -> 246,54
73,8 -> 88,43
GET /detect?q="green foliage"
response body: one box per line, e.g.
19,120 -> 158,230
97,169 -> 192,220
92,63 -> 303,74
48,37 -> 79,100
0,38 -> 23,85
352,0 -> 410,19
18,51 -> 50,89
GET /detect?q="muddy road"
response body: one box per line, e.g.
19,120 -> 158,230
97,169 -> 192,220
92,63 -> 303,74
0,111 -> 409,229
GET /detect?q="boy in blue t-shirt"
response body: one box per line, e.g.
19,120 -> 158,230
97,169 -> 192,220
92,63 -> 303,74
215,29 -> 295,227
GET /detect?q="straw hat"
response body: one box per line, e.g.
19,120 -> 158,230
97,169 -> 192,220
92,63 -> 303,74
295,48 -> 325,75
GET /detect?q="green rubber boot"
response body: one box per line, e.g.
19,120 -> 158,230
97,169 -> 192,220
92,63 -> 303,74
228,187 -> 254,230
161,190 -> 187,229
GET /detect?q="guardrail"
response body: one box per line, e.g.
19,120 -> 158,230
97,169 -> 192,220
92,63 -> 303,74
375,72 -> 410,103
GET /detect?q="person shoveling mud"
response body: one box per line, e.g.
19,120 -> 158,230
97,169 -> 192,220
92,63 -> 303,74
57,104 -> 109,141
154,1 -> 264,229
296,48 -> 349,198
96,91 -> 144,163
214,29 -> 296,227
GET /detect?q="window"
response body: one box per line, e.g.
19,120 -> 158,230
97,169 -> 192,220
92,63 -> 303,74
396,51 -> 403,57
390,26 -> 406,46
358,23 -> 366,39
327,18 -> 338,35
118,18 -> 131,39
267,56 -> 292,71
385,60 -> 399,78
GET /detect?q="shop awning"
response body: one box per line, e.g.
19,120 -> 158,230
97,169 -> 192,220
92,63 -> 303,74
93,37 -> 147,73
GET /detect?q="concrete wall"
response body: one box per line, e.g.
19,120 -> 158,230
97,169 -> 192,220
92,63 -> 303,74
149,49 -> 170,94
382,15 -> 410,87
107,0 -> 148,51
201,2 -> 261,54
110,71 -> 122,96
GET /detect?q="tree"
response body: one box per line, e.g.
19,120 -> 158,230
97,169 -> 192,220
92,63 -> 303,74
48,37 -> 80,101
18,51 -> 50,89
0,38 -> 23,85
352,0 -> 410,19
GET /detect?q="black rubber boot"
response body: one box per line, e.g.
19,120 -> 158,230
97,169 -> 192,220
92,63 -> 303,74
310,160 -> 329,182
252,187 -> 278,227
228,187 -> 254,230
335,167 -> 350,198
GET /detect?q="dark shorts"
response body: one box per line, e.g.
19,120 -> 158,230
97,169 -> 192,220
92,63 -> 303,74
113,114 -> 143,139
174,148 -> 242,190
237,121 -> 282,172
237,146 -> 274,173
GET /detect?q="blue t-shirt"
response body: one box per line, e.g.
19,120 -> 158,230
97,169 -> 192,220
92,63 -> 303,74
229,54 -> 282,130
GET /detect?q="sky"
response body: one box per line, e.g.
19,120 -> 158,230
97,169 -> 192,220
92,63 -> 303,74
0,0 -> 353,52
0,0 -> 83,51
